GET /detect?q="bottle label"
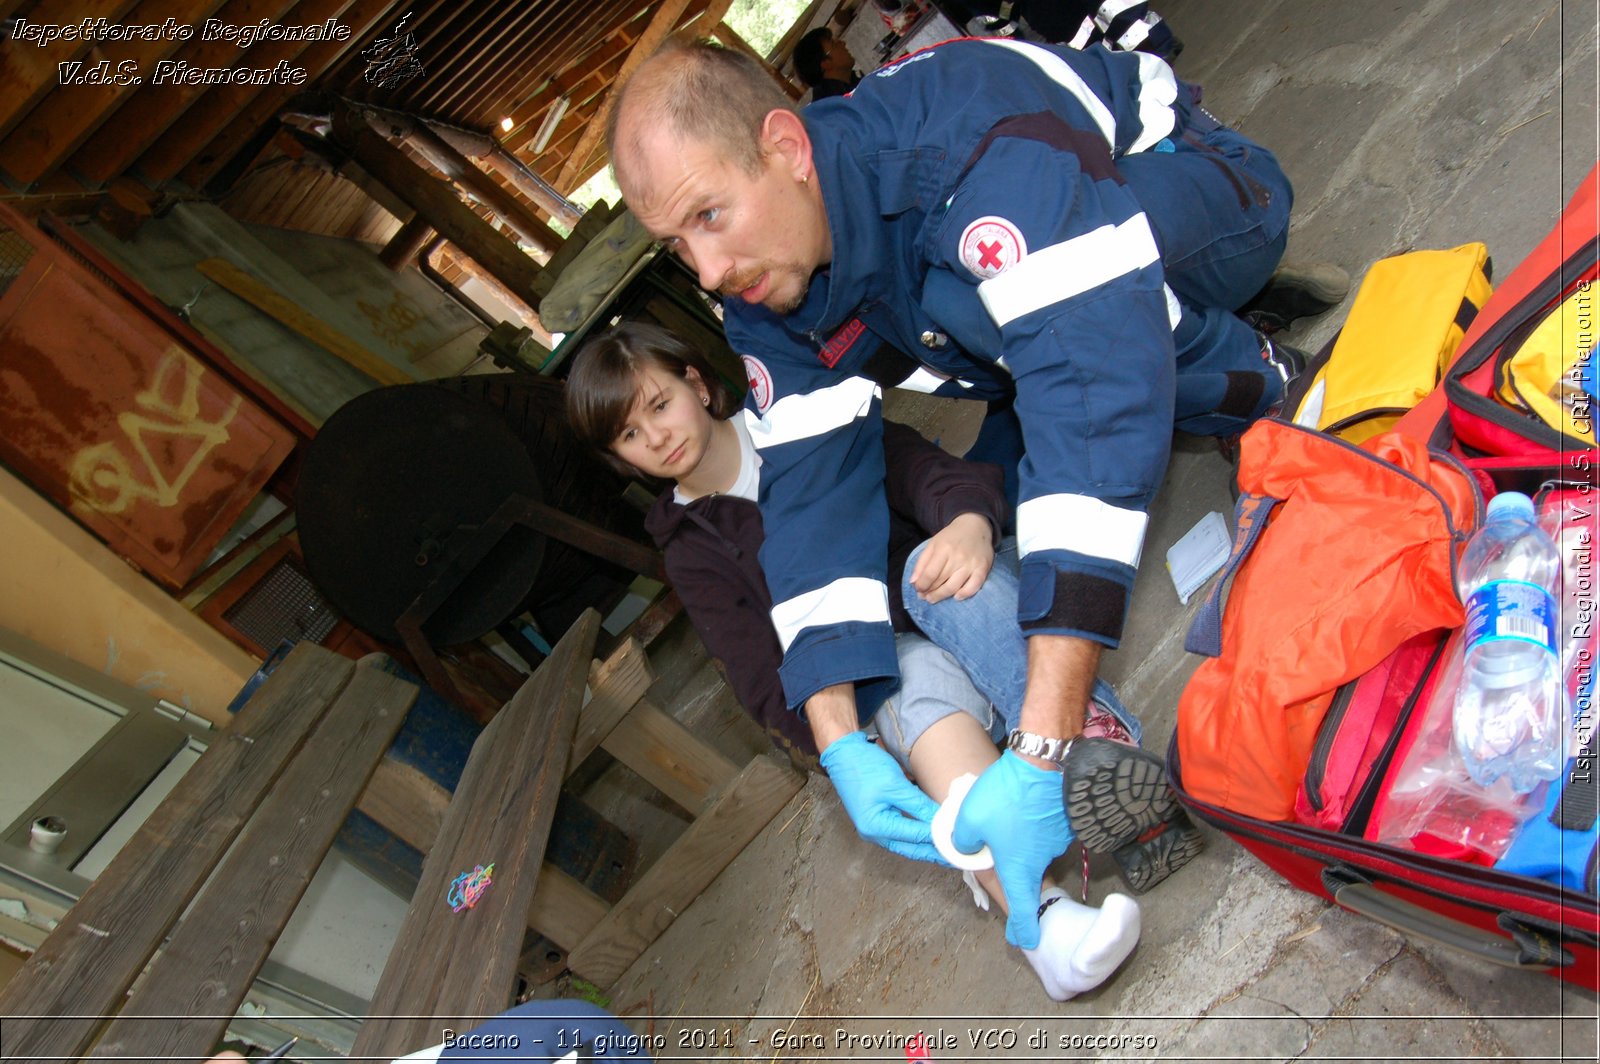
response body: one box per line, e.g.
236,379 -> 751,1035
1463,579 -> 1558,653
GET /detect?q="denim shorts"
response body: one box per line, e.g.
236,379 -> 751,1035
868,632 -> 1004,772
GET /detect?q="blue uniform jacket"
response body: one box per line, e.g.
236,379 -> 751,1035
727,37 -> 1191,713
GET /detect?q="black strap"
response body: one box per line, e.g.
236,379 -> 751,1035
1552,729 -> 1600,832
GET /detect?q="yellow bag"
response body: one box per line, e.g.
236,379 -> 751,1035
1292,243 -> 1493,443
1495,287 -> 1596,442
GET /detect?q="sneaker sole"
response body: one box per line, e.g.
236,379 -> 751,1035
1063,739 -> 1182,855
1112,812 -> 1206,893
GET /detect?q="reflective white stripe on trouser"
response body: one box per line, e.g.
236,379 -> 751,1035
1113,14 -> 1156,52
745,376 -> 879,449
977,38 -> 1117,147
1096,0 -> 1149,26
977,214 -> 1159,328
1017,493 -> 1148,568
771,577 -> 891,652
1163,284 -> 1182,330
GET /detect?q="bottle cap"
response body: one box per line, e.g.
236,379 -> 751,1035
1485,491 -> 1535,521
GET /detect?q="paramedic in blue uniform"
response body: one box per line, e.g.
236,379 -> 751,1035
608,35 -> 1307,949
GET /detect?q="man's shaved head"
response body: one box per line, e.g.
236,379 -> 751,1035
609,37 -> 798,196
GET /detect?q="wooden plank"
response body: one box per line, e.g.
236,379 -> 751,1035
357,756 -> 448,853
349,611 -> 600,1061
402,119 -> 562,253
355,753 -> 611,950
0,0 -> 228,186
66,0 -> 300,184
528,865 -> 612,952
196,256 -> 414,386
686,0 -> 738,40
554,0 -> 695,193
565,755 -> 805,987
571,638 -> 653,765
601,699 -> 741,814
0,644 -> 354,1060
0,0 -> 136,144
89,664 -> 418,1060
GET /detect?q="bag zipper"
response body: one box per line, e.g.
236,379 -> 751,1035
1302,681 -> 1359,813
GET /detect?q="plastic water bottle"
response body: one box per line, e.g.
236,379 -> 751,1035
1453,491 -> 1571,792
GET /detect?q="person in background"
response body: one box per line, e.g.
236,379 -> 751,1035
793,26 -> 862,100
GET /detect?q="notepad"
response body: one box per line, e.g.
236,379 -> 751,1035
1167,511 -> 1232,604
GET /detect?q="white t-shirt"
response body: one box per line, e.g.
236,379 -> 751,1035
673,414 -> 762,505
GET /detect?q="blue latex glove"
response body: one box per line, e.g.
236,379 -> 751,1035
819,731 -> 948,866
949,750 -> 1073,948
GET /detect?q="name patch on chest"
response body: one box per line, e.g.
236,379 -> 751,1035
959,216 -> 1028,279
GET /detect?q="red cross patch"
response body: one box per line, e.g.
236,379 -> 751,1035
741,355 -> 774,413
958,216 -> 1028,280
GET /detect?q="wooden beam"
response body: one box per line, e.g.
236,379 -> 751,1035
87,663 -> 417,1061
554,0 -> 695,193
0,644 -> 356,1060
0,0 -> 230,186
67,0 -> 301,185
686,0 -> 738,40
600,698 -> 741,814
399,117 -> 563,253
481,148 -> 582,230
418,0 -> 589,121
333,108 -> 553,307
196,256 -> 416,386
0,0 -> 135,145
379,213 -> 436,269
349,611 -> 599,1062
133,0 -> 369,186
565,755 -> 804,987
714,21 -> 805,100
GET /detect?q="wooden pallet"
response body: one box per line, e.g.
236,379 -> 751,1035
0,607 -> 804,1059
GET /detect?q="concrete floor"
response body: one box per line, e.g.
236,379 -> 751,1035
580,2 -> 1600,1059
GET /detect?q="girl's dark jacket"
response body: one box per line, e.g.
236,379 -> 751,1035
643,420 -> 1006,770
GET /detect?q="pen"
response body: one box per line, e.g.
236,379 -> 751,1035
259,1036 -> 299,1061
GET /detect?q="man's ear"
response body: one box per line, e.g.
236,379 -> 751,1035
760,108 -> 813,181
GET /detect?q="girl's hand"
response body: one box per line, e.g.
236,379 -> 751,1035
909,512 -> 994,603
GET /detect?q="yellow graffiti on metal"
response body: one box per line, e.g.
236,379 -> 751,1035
69,349 -> 242,514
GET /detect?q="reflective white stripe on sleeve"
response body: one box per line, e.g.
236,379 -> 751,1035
744,376 -> 880,450
771,577 -> 891,652
1017,493 -> 1148,568
1163,283 -> 1182,330
1068,17 -> 1096,48
1126,52 -> 1178,153
898,366 -> 950,394
896,366 -> 975,393
977,38 -> 1116,147
977,214 -> 1159,328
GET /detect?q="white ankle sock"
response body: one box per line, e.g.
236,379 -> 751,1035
1021,887 -> 1142,1001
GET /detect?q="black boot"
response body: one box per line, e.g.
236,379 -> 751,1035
1241,262 -> 1351,333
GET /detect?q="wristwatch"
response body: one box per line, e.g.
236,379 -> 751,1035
1007,729 -> 1074,766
